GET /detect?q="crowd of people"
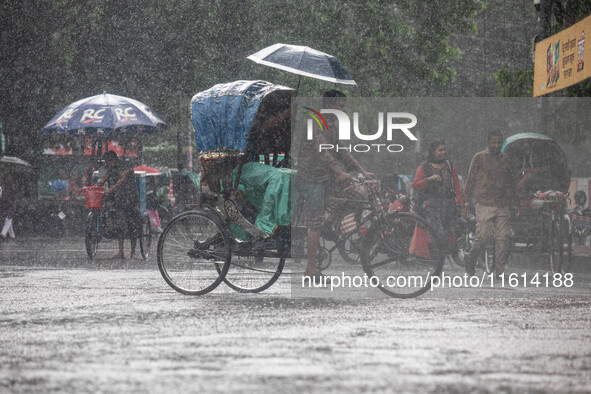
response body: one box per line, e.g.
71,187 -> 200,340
0,152 -> 173,253
297,90 -> 575,281
0,90 -> 580,276
410,130 -> 516,277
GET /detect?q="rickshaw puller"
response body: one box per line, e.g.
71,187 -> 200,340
462,130 -> 516,277
297,90 -> 376,280
97,150 -> 142,259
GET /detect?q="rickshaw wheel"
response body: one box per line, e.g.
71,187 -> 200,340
139,213 -> 152,259
484,243 -> 495,274
220,251 -> 286,293
157,210 -> 231,295
316,241 -> 332,271
361,212 -> 444,299
85,211 -> 99,259
338,230 -> 363,265
562,230 -> 573,274
454,233 -> 471,268
549,220 -> 564,274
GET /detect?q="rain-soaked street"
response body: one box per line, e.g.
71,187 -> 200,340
1,236 -> 590,393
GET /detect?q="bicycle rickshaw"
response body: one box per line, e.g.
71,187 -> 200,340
480,133 -> 572,274
41,92 -> 168,260
83,168 -> 152,260
156,80 -> 445,297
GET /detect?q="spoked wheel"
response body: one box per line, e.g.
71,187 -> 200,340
338,229 -> 364,265
484,242 -> 495,274
85,211 -> 100,259
288,236 -> 331,275
361,212 -> 444,299
454,231 -> 474,268
316,238 -> 332,271
221,249 -> 286,293
561,215 -> 573,274
139,213 -> 152,259
562,229 -> 573,274
549,220 -> 564,274
157,210 -> 231,295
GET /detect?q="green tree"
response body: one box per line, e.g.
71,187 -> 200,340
494,1 -> 591,148
0,0 -> 483,163
494,0 -> 591,98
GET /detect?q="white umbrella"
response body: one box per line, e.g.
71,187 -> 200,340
0,156 -> 32,174
0,156 -> 31,167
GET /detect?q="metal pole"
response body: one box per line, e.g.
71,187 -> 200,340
177,93 -> 184,171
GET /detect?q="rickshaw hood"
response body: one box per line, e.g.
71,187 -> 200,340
191,80 -> 294,153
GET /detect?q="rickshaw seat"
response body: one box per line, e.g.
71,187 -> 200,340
200,152 -> 241,194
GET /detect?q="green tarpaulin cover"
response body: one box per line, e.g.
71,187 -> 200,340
236,162 -> 294,235
178,171 -> 200,190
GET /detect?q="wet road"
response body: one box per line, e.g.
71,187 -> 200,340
1,236 -> 590,393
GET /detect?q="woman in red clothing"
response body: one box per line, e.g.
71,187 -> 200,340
410,140 -> 464,259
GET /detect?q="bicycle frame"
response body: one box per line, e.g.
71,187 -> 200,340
291,179 -> 388,263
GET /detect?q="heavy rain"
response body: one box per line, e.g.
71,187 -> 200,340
1,1 -> 591,393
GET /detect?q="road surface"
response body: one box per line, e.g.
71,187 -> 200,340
1,236 -> 590,393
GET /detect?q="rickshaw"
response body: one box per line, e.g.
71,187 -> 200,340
156,80 -> 445,297
41,92 -> 167,261
570,191 -> 591,246
171,170 -> 200,212
482,133 -> 572,274
83,169 -> 153,260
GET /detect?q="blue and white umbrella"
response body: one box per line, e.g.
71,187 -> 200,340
42,93 -> 167,137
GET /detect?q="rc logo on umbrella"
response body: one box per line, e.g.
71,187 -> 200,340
56,108 -> 78,124
114,107 -> 137,122
81,109 -> 105,124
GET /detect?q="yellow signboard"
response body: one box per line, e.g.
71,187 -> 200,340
533,14 -> 591,97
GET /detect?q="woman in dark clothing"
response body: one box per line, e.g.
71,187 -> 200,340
0,171 -> 17,239
97,151 -> 141,259
411,140 -> 464,258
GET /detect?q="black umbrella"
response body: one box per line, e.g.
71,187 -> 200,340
247,43 -> 356,86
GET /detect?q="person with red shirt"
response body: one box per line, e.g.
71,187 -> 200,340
411,140 -> 464,261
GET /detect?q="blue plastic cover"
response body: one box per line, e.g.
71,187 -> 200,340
191,80 -> 293,153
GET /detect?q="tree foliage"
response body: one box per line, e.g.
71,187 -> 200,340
494,0 -> 591,148
0,0 -> 483,161
494,0 -> 591,98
